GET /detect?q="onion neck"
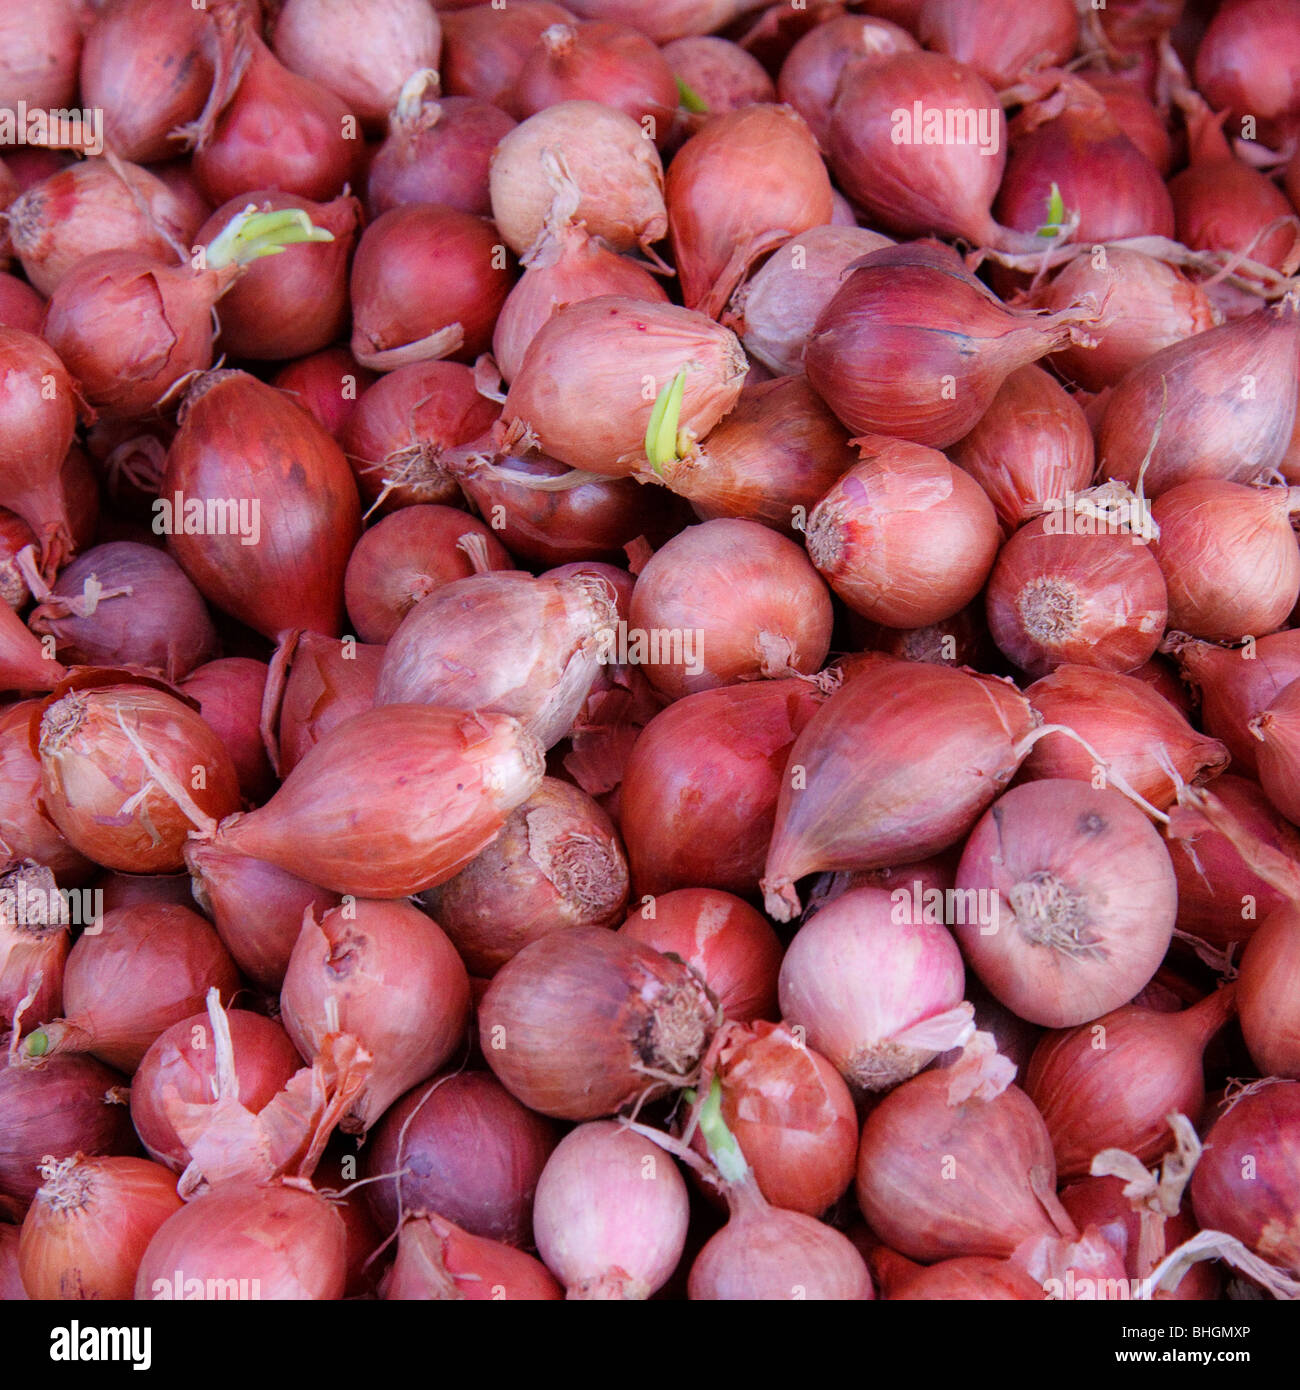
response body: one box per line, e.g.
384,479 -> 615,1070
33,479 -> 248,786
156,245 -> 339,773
1174,982 -> 1237,1053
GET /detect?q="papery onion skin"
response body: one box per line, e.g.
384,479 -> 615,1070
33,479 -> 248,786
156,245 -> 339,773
18,1154 -> 182,1300
364,1071 -> 558,1245
628,519 -> 832,700
1024,989 -> 1236,1176
1098,297 -> 1300,497
0,862 -> 69,1033
420,777 -> 628,977
281,899 -> 471,1132
948,365 -> 1095,534
1022,665 -> 1229,810
385,1211 -> 563,1300
762,660 -> 1037,921
208,705 -> 545,899
667,104 -> 832,320
163,370 -> 362,641
0,1054 -> 135,1204
533,1120 -> 689,1299
1238,907 -> 1300,1078
620,888 -> 782,1024
129,1008 -> 303,1173
1190,1081 -> 1300,1275
0,702 -> 91,878
806,435 -> 1000,628
503,295 -> 747,477
619,678 -> 827,897
269,631 -> 385,778
1252,679 -> 1300,827
135,1181 -> 348,1301
479,929 -> 715,1120
984,514 -> 1168,678
918,0 -> 1077,89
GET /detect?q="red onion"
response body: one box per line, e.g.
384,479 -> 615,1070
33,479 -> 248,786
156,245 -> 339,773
0,1054 -> 135,1203
18,1154 -> 181,1300
440,1 -> 578,107
948,366 -> 1095,533
385,1212 -> 562,1299
281,898 -> 471,1132
207,704 -> 544,898
365,1071 -> 557,1244
805,241 -> 1100,448
1239,904 -> 1300,1077
272,0 -> 443,126
420,777 -> 628,976
490,101 -> 666,257
1083,73 -> 1174,175
1026,988 -> 1236,1177
8,157 -> 198,296
806,436 -> 999,628
856,1035 -> 1076,1261
628,519 -> 832,700
186,842 -> 338,990
198,192 -> 361,361
534,1121 -> 689,1299
0,703 -> 89,878
0,602 -> 63,694
179,658 -> 274,805
1168,631 -> 1300,776
94,871 -> 194,914
918,0 -> 1077,89
22,903 -> 239,1073
343,359 -> 499,512
28,541 -> 218,682
272,349 -> 375,442
350,203 -> 514,370
667,104 -> 832,318
479,930 -> 716,1120
163,370 -> 362,640
503,296 -> 747,477
367,77 -> 516,219
514,20 -> 676,143
130,1006 -> 304,1173
985,507 -> 1168,677
1195,0 -> 1300,147
136,1181 -> 347,1300
1098,296 -> 1300,497
776,15 -> 919,149
345,504 -> 512,644
1029,247 -> 1218,393
996,75 -> 1175,244
620,888 -> 781,1023
189,8 -> 363,206
780,885 -> 972,1090
762,659 -> 1037,921
38,679 -> 243,874
619,678 -> 827,896
723,224 -> 894,377
1191,1080 -> 1300,1275
1022,665 -> 1229,808
262,630 -> 384,777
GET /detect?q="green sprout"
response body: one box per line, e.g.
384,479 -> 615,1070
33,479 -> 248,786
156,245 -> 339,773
676,76 -> 709,115
1036,182 -> 1068,239
645,368 -> 688,475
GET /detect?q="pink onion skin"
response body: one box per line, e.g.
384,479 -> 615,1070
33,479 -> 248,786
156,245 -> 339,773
0,1 -> 82,111
364,1071 -> 558,1245
779,886 -> 969,1092
1238,906 -> 1300,1078
918,0 -> 1077,89
954,780 -> 1177,1029
1195,0 -> 1300,146
441,1 -> 578,105
135,1182 -> 348,1301
384,1211 -> 563,1300
179,658 -> 275,805
1083,73 -> 1174,176
533,1121 -> 689,1299
620,888 -> 782,1024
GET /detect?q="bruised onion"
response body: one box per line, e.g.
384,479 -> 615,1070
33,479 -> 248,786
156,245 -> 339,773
619,678 -> 828,896
281,898 -> 470,1132
667,104 -> 831,319
349,203 -> 514,370
534,1121 -> 689,1299
364,1072 -> 557,1244
38,680 -> 243,874
207,705 -> 544,898
479,930 -> 715,1120
620,889 -> 782,1023
779,886 -> 972,1090
1021,665 -> 1229,809
948,366 -> 1095,533
1025,989 -> 1237,1177
806,436 -> 1000,628
420,777 -> 628,977
805,241 -> 1100,448
18,1154 -> 181,1300
762,659 -> 1037,921
1098,296 -> 1300,497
